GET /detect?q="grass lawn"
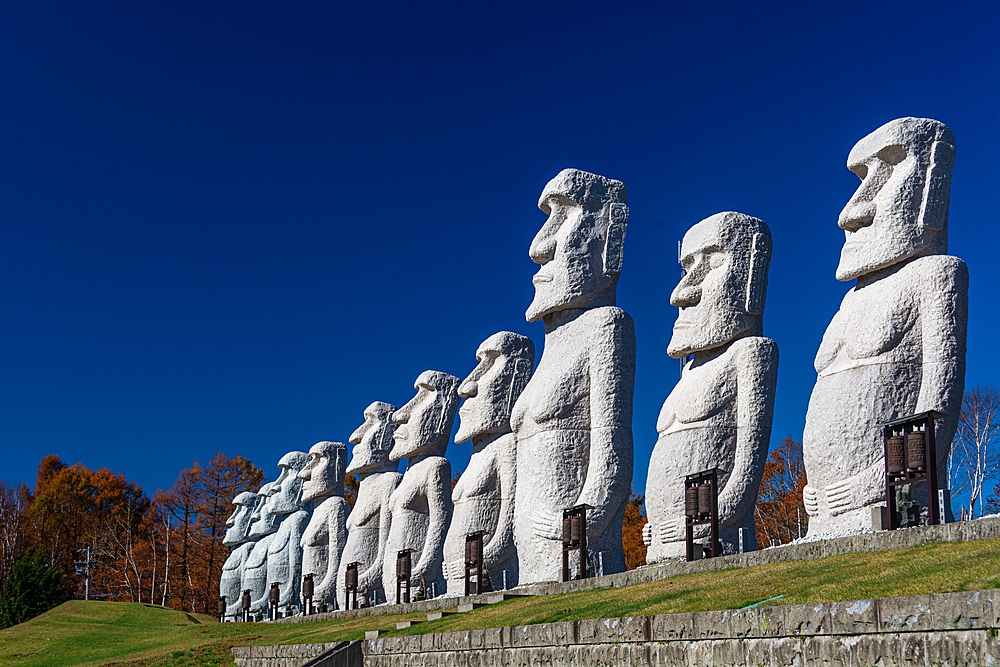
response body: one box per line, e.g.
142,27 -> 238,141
3,537 -> 1000,666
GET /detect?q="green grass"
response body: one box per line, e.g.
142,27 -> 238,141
4,537 -> 1000,666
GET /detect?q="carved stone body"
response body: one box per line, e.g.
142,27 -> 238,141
337,402 -> 401,609
512,169 -> 634,584
444,331 -> 534,592
382,371 -> 460,602
803,117 -> 967,535
803,256 -> 967,532
241,483 -> 280,612
444,432 -> 517,591
299,442 -> 350,608
646,338 -> 778,559
220,491 -> 259,617
644,212 -> 777,561
249,452 -> 311,611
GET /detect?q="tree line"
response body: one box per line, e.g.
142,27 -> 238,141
0,452 -> 264,624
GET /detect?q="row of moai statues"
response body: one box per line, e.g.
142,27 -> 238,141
219,116 -> 967,613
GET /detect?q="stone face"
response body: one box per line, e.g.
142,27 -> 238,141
337,401 -> 402,609
383,371 -> 461,602
247,451 -> 312,610
644,212 -> 778,560
444,332 -> 534,592
803,118 -> 968,535
220,491 -> 259,616
298,441 -> 350,608
511,169 -> 635,584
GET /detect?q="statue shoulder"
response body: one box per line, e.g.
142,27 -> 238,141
730,336 -> 779,365
582,305 -> 635,335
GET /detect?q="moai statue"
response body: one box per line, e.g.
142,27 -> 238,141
802,117 -> 967,535
240,482 -> 280,613
643,212 -> 778,561
219,491 -> 259,618
443,332 -> 534,592
337,402 -> 402,609
511,169 -> 635,584
298,441 -> 350,609
382,371 -> 461,603
250,452 -> 312,611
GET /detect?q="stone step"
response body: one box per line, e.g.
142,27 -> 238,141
396,620 -> 420,629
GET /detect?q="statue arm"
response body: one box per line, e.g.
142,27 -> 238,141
916,257 -> 968,428
413,459 -> 452,583
359,479 -> 395,589
280,514 -> 309,607
317,502 -> 348,602
483,443 -> 516,567
576,309 -> 636,541
716,338 -> 778,531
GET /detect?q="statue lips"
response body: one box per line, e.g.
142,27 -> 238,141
532,272 -> 553,285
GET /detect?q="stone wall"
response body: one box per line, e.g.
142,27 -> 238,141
272,516 -> 1000,625
364,589 -> 1000,667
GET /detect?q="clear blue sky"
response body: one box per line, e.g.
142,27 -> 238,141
2,0 -> 998,499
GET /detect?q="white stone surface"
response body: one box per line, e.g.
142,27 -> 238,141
383,371 -> 461,603
511,169 -> 635,584
444,332 -> 534,593
240,482 -> 280,611
220,491 -> 259,616
337,401 -> 402,609
298,441 -> 350,608
802,117 -> 967,535
643,212 -> 778,561
249,451 -> 312,610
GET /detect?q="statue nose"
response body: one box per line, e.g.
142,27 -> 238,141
458,377 -> 478,398
839,202 -> 876,231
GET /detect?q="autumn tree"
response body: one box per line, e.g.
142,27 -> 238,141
621,485 -> 647,570
194,453 -> 264,613
345,473 -> 360,509
754,436 -> 808,548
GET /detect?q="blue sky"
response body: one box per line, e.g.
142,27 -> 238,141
2,1 -> 998,499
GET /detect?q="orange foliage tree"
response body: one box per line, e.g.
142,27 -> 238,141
10,452 -> 263,616
754,435 -> 808,548
621,485 -> 647,570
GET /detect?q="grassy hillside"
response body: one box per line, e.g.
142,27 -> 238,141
3,537 -> 1000,666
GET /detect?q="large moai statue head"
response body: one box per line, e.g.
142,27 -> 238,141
223,491 -> 259,547
299,441 -> 349,502
267,451 -> 311,516
390,370 -> 461,461
455,332 -> 535,444
836,117 -> 955,282
525,168 -> 629,322
347,401 -> 399,476
248,482 -> 280,539
667,212 -> 772,359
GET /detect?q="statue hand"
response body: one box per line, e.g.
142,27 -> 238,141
659,519 -> 684,544
824,479 -> 855,516
803,485 -> 819,516
642,522 -> 653,547
533,509 -> 563,541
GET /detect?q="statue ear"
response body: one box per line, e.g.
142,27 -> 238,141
745,232 -> 771,316
918,140 -> 955,232
603,203 -> 628,277
506,358 -> 533,415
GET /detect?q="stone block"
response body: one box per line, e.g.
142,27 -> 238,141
755,603 -> 786,637
364,630 -> 380,641
830,598 -> 879,635
651,611 -> 697,641
931,589 -> 994,629
783,601 -> 831,636
456,603 -> 482,613
396,620 -> 417,630
879,594 -> 935,633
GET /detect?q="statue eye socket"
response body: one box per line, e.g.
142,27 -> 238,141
709,253 -> 726,269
